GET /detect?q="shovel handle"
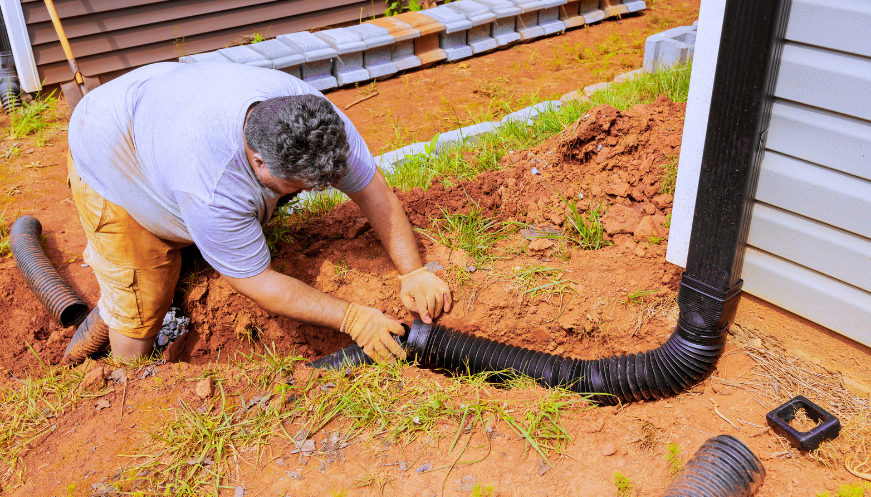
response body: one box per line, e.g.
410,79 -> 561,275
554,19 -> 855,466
43,0 -> 85,86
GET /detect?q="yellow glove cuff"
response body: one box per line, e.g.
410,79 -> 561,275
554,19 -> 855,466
340,302 -> 362,336
398,267 -> 429,282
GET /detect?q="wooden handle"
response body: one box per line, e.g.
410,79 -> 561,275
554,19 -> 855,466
43,0 -> 77,64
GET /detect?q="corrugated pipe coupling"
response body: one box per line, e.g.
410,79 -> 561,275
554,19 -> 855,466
311,274 -> 743,405
664,435 -> 766,496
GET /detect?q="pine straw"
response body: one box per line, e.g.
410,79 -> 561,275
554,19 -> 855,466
728,323 -> 871,475
630,291 -> 678,337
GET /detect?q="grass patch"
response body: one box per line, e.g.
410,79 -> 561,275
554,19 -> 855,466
623,289 -> 658,306
0,210 -> 13,257
0,355 -> 110,483
498,264 -> 577,303
298,189 -> 350,217
613,471 -> 633,497
659,154 -> 679,195
384,62 -> 691,196
555,194 -> 611,251
665,442 -> 683,476
817,482 -> 871,497
263,199 -> 299,256
3,90 -> 65,141
417,203 -> 522,264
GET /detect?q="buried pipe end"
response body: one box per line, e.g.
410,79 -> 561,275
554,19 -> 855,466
664,434 -> 766,497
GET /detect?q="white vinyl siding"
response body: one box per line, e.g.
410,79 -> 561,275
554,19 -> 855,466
742,0 -> 871,346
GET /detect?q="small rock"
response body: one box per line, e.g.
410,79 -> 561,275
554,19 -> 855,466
465,266 -> 477,273
399,460 -> 407,471
25,148 -> 35,154
416,463 -> 432,473
81,366 -> 107,392
286,470 -> 303,479
592,417 -> 606,433
634,245 -> 646,258
234,485 -> 245,497
107,368 -> 127,384
531,166 -> 541,175
275,458 -> 284,466
712,383 -> 723,393
424,261 -> 444,272
454,475 -> 476,492
94,398 -> 111,411
538,458 -> 551,476
528,238 -> 554,252
601,444 -> 617,456
195,377 -> 214,399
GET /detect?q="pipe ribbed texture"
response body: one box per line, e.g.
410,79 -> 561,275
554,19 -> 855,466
664,435 -> 766,496
11,215 -> 89,327
1,51 -> 21,112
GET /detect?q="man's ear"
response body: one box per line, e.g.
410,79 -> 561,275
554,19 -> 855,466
250,152 -> 267,171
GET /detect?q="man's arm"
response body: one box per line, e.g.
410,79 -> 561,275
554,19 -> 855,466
223,268 -> 406,361
348,170 -> 452,322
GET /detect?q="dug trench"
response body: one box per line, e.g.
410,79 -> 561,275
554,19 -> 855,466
3,98 -> 870,495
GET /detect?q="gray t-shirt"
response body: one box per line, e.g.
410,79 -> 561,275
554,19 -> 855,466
69,62 -> 375,278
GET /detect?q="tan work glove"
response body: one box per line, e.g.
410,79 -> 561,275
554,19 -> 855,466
341,303 -> 407,362
398,267 -> 453,324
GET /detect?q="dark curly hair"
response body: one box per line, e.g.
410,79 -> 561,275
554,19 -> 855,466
244,94 -> 350,190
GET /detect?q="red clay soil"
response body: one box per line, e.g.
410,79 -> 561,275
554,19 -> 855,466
4,97 -> 868,497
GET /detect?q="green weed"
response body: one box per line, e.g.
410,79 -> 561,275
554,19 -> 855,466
4,89 -> 63,140
264,200 -> 299,256
665,442 -> 683,476
1,142 -> 20,159
648,236 -> 663,245
0,210 -> 12,257
417,203 -> 522,264
659,154 -> 679,195
613,471 -> 633,497
499,264 -> 577,302
817,482 -> 871,497
624,289 -> 657,306
471,483 -> 496,497
556,196 -> 612,251
662,213 -> 672,229
299,189 -> 350,217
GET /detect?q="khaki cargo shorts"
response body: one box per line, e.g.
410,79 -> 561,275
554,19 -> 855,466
67,152 -> 185,339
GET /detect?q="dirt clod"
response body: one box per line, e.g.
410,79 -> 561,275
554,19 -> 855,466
195,377 -> 214,399
602,444 -> 617,456
80,366 -> 107,392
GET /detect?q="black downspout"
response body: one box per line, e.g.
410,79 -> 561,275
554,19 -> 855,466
1,7 -> 22,112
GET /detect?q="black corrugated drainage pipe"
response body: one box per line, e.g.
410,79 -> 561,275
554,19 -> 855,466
10,216 -> 89,327
0,51 -> 21,113
664,435 -> 766,496
311,0 -> 792,408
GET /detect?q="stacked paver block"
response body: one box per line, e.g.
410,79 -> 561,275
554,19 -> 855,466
642,24 -> 696,73
578,0 -> 605,23
475,0 -> 522,46
315,29 -> 371,86
393,12 -> 448,66
600,0 -> 629,18
537,0 -> 568,36
178,51 -> 231,64
622,0 -> 646,13
419,6 -> 474,61
366,17 -> 422,71
346,24 -> 398,79
509,0 -> 547,41
217,45 -> 272,68
247,39 -> 305,78
277,32 -> 338,91
559,1 -> 585,28
445,1 -> 499,54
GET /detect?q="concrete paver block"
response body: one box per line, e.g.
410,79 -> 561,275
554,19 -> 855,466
277,32 -> 338,62
437,121 -> 501,146
502,100 -> 562,124
419,6 -> 474,61
374,142 -> 429,173
579,0 -> 605,23
538,6 -> 567,36
446,1 -> 499,53
346,24 -> 398,79
364,17 -> 422,71
560,1 -> 586,29
613,67 -> 644,82
181,51 -> 232,64
643,25 -> 696,73
395,12 -> 448,65
559,89 -> 589,103
583,81 -> 612,96
517,11 -> 546,40
475,0 -> 522,45
315,29 -> 371,86
623,0 -> 646,12
247,39 -> 305,70
391,39 -> 423,71
366,17 -> 420,42
278,32 -> 338,90
600,0 -> 629,18
217,45 -> 273,68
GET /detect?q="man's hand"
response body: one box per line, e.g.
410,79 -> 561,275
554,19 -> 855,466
399,267 -> 452,324
341,303 -> 407,362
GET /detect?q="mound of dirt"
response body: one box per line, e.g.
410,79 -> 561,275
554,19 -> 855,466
168,96 -> 686,365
